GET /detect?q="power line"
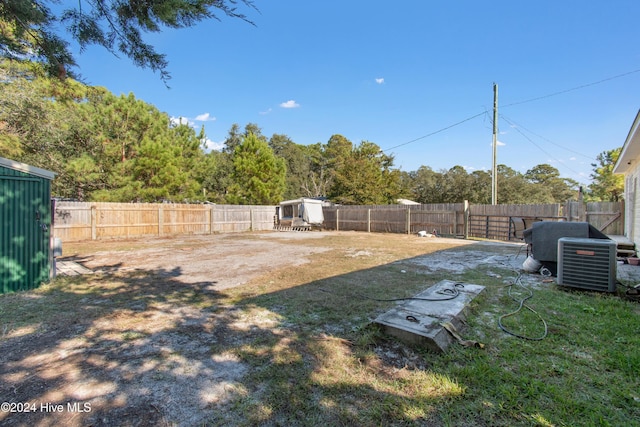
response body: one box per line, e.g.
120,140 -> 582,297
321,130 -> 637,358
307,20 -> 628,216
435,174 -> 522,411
382,67 -> 640,155
502,68 -> 640,108
383,111 -> 487,152
499,114 -> 595,161
500,115 -> 583,177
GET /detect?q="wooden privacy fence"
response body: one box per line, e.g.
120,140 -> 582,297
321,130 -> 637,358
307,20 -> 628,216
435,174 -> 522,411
468,203 -> 564,241
585,201 -> 624,235
468,201 -> 624,240
324,201 -> 623,240
52,200 -> 625,243
322,203 -> 468,237
53,202 -> 277,242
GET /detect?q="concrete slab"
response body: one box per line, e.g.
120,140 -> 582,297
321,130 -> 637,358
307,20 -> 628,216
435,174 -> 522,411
55,260 -> 93,276
374,280 -> 485,353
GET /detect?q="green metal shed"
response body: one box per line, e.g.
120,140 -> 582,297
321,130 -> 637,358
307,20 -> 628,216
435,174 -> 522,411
0,157 -> 56,293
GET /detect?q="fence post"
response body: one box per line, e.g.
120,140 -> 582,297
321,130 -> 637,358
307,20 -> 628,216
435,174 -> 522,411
485,215 -> 490,239
91,205 -> 97,240
250,208 -> 254,231
336,208 -> 339,231
367,209 -> 371,232
209,206 -> 214,234
453,209 -> 458,238
463,200 -> 469,239
406,208 -> 411,234
158,205 -> 164,235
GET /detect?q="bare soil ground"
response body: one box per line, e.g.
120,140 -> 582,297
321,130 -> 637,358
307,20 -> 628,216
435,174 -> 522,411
69,232 -> 335,289
0,231 -> 532,426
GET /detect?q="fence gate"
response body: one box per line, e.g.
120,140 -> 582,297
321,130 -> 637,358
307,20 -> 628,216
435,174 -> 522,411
468,203 -> 563,241
468,201 -> 625,241
585,201 -> 624,235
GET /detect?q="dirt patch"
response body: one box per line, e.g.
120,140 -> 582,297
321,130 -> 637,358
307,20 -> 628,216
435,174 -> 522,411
0,232 -> 532,426
66,232 -> 333,289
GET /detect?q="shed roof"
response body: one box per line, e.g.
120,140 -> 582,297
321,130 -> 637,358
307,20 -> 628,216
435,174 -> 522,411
397,198 -> 420,205
613,109 -> 640,175
280,197 -> 324,205
0,157 -> 56,180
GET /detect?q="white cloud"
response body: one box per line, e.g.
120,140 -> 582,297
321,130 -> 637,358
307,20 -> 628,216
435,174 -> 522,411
260,108 -> 273,115
170,116 -> 194,127
195,113 -> 216,122
569,156 -> 577,161
202,138 -> 224,152
280,100 -> 300,109
489,140 -> 506,147
375,77 -> 385,84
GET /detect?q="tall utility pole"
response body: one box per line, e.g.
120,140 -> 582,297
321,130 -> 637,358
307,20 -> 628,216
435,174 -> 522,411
491,83 -> 498,205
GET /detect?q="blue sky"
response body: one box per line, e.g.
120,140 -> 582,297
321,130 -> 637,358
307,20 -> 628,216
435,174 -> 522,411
69,0 -> 640,185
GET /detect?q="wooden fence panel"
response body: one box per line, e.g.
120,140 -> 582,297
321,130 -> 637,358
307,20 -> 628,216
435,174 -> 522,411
251,206 -> 278,230
53,202 -> 93,241
325,208 -> 404,233
53,200 -> 624,243
211,206 -> 251,233
96,203 -> 160,238
564,200 -> 586,222
468,203 -> 563,240
322,208 -> 337,230
585,201 -> 624,235
468,202 -> 625,240
54,202 -> 277,242
210,205 -> 276,233
335,208 -> 369,232
162,204 -> 210,235
470,203 -> 562,219
468,215 -> 512,241
322,203 -> 464,236
411,203 -> 467,237
371,209 -> 406,233
410,210 -> 457,236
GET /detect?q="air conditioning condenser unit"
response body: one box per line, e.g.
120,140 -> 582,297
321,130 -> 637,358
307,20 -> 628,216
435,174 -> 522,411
557,237 -> 617,292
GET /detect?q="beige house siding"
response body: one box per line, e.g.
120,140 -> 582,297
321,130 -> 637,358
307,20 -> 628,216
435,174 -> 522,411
633,173 -> 640,245
614,110 -> 640,248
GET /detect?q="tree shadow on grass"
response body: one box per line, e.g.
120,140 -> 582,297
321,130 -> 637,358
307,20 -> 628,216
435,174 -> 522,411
226,264 -> 473,426
0,266 -> 249,426
0,244 -> 517,426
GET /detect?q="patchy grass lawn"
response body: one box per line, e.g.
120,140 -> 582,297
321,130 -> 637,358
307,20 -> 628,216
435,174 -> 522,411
1,232 -> 639,426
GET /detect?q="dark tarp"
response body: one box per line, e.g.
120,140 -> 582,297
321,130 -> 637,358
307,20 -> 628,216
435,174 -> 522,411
523,221 -> 610,275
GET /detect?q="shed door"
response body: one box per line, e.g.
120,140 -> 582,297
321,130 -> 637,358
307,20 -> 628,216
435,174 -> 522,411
0,176 -> 51,292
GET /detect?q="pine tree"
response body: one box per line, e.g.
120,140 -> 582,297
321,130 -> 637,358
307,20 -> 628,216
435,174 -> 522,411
0,0 -> 256,82
589,148 -> 624,202
228,133 -> 286,205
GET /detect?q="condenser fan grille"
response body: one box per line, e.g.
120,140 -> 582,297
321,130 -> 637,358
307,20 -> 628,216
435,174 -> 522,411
557,238 -> 616,292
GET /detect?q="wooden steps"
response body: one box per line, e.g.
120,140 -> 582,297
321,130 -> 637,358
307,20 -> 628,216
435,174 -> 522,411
608,235 -> 637,258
